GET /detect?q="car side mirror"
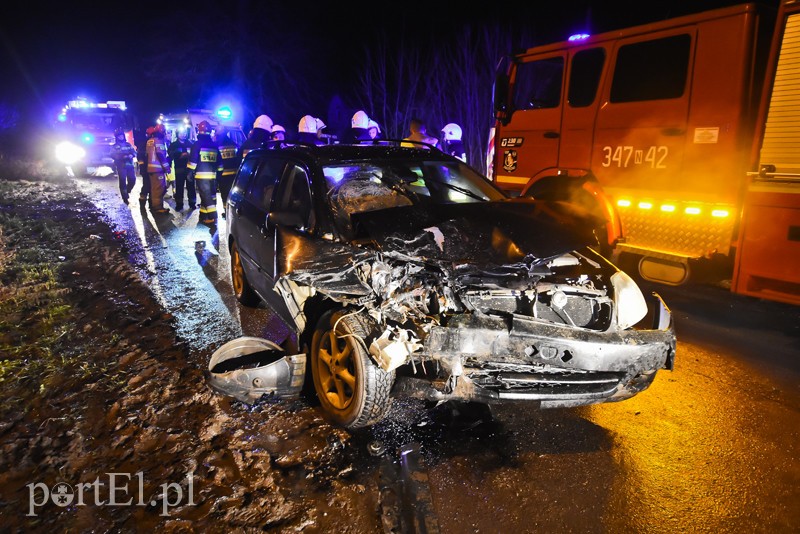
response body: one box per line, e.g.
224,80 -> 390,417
267,210 -> 305,229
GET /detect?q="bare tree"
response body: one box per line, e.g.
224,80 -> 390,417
354,21 -> 532,174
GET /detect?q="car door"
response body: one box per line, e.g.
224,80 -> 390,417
232,155 -> 287,300
260,161 -> 316,327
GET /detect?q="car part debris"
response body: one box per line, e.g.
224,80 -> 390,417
207,337 -> 305,403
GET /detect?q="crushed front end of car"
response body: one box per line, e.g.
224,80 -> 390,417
276,197 -> 675,410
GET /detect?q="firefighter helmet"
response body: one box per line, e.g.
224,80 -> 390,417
197,120 -> 211,134
253,114 -> 273,131
442,123 -> 462,141
351,110 -> 370,129
154,123 -> 166,136
367,119 -> 381,134
272,124 -> 286,134
145,126 -> 155,137
299,115 -> 320,134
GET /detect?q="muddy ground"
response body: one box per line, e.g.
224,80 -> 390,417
0,165 -> 400,532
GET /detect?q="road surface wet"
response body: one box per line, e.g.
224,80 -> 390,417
50,174 -> 800,531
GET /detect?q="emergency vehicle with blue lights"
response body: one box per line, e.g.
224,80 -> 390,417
488,1 -> 800,306
53,98 -> 134,176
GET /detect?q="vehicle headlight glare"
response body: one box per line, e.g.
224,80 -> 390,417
55,142 -> 85,164
611,270 -> 647,329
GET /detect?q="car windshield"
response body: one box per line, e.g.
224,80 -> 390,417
323,160 -> 506,220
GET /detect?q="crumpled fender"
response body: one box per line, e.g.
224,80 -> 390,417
207,337 -> 306,403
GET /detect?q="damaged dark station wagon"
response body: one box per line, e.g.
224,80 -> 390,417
223,141 -> 675,428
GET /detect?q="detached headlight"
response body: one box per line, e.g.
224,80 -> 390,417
55,142 -> 85,164
611,270 -> 647,329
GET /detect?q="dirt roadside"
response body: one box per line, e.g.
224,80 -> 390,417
0,166 -> 383,532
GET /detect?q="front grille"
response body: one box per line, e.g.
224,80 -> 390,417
467,365 -> 623,396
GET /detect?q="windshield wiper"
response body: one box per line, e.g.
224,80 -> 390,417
425,178 -> 487,201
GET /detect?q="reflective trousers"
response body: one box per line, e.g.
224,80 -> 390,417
196,178 -> 217,224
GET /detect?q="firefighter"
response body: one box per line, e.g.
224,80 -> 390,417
272,124 -> 286,141
110,127 -> 137,203
367,119 -> 382,140
215,124 -> 240,204
441,123 -> 467,163
137,127 -> 154,208
297,115 -> 327,145
187,120 -> 223,225
402,118 -> 438,148
146,123 -> 171,214
240,114 -> 273,158
349,110 -> 372,142
168,127 -> 194,211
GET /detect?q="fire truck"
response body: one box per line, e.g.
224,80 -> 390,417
53,98 -> 134,176
488,1 -> 800,306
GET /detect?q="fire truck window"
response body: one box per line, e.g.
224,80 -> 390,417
610,34 -> 691,103
568,48 -> 605,107
513,56 -> 564,110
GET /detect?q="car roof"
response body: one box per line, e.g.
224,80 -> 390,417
243,140 -> 456,166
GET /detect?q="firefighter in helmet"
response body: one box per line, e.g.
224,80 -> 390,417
138,127 -> 154,207
297,115 -> 327,145
240,114 -> 273,158
187,120 -> 223,225
349,110 -> 372,142
272,124 -> 286,141
441,123 -> 467,163
110,127 -> 137,203
146,123 -> 171,213
168,127 -> 195,211
215,124 -> 240,205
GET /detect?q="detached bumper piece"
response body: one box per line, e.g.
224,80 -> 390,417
207,337 -> 306,404
402,293 -> 675,408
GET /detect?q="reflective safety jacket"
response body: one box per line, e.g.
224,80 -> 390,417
217,134 -> 240,179
110,141 -> 137,168
187,133 -> 223,179
146,135 -> 171,174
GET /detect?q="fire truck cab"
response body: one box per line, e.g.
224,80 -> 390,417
53,98 -> 134,176
490,1 -> 800,306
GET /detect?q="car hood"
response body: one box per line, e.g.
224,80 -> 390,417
351,198 -> 602,266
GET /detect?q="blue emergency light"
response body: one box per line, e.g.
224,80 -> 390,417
216,106 -> 233,120
81,133 -> 94,144
568,33 -> 590,42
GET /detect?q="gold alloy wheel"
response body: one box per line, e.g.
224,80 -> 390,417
315,328 -> 357,410
231,245 -> 245,297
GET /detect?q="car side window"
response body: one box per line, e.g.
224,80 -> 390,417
230,157 -> 259,200
274,164 -> 315,229
245,157 -> 285,211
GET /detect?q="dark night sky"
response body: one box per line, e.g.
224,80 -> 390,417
0,0 -> 775,137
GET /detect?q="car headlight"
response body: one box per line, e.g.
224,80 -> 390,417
55,142 -> 86,164
611,270 -> 647,329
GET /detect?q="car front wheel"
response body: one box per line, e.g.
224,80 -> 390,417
230,241 -> 259,306
311,310 -> 393,428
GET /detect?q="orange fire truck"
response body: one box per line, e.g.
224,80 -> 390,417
488,1 -> 800,306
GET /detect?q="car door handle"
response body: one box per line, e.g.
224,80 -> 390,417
543,131 -> 560,139
235,206 -> 242,216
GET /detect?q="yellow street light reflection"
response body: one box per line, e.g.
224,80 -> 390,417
617,199 -> 632,207
660,204 -> 676,212
711,209 -> 729,218
685,207 -> 701,215
638,202 -> 653,210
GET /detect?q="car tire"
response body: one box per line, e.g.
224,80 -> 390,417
310,309 -> 393,428
230,241 -> 259,306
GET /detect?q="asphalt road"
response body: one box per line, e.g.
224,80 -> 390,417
78,174 -> 800,533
